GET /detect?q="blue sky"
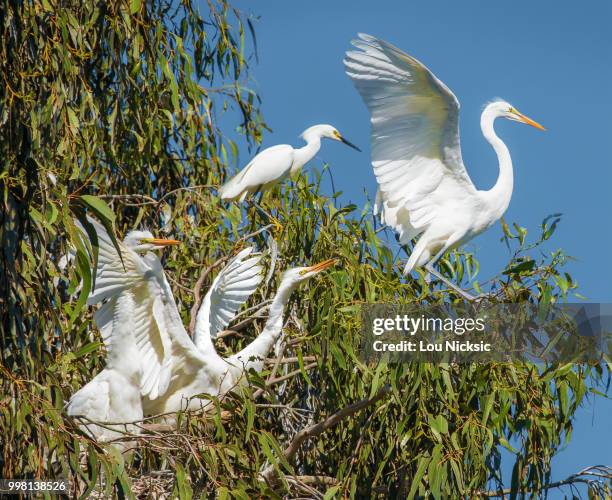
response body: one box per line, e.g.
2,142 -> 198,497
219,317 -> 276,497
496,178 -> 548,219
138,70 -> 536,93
229,0 -> 611,491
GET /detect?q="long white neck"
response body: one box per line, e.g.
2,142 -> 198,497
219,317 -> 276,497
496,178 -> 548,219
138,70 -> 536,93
228,278 -> 296,372
291,132 -> 321,174
480,106 -> 514,219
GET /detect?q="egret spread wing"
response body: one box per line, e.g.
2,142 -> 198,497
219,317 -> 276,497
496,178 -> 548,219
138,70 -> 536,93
78,218 -> 173,400
77,218 -> 143,305
93,297 -> 115,347
344,33 -> 478,244
194,247 -> 263,350
149,277 -> 211,383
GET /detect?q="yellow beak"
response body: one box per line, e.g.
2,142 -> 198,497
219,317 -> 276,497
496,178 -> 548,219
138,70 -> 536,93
513,109 -> 546,131
140,237 -> 181,247
306,258 -> 338,273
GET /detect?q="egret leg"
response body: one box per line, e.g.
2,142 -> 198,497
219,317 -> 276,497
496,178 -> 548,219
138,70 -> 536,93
423,236 -> 484,301
424,263 -> 479,301
252,201 -> 283,234
244,187 -> 282,232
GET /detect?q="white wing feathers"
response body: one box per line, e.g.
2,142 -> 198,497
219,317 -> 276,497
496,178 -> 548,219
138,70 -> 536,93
194,247 -> 263,351
77,218 -> 173,401
76,218 -> 143,305
131,280 -> 173,400
93,297 -> 115,347
219,145 -> 294,201
67,292 -> 145,440
344,33 -> 477,244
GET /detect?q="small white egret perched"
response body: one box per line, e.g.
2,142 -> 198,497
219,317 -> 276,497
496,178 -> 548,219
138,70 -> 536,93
218,124 -> 361,202
344,34 -> 545,300
68,219 -> 335,440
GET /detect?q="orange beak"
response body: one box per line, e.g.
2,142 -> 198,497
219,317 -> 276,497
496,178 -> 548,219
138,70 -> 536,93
141,237 -> 181,247
306,258 -> 338,273
513,109 -> 546,131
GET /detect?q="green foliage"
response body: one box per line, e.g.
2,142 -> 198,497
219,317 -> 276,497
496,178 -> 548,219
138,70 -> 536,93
0,1 -> 609,498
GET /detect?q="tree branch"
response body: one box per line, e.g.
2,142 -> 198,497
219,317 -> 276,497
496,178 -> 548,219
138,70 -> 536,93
188,256 -> 227,334
476,465 -> 612,497
260,385 -> 392,485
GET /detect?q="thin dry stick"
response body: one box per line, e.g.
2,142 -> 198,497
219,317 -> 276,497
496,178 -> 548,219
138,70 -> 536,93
285,475 -> 338,486
264,356 -> 317,365
99,193 -> 158,204
260,385 -> 392,484
252,327 -> 289,400
476,465 -> 612,498
188,256 -> 227,334
265,362 -> 318,387
216,304 -> 270,339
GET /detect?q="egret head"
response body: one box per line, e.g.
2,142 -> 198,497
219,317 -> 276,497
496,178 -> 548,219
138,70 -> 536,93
123,230 -> 180,253
487,100 -> 546,131
281,258 -> 338,286
301,124 -> 361,151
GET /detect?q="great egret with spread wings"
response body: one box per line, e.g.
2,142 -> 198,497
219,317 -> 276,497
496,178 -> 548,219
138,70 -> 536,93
67,219 -> 335,440
145,250 -> 336,416
344,34 -> 545,300
218,124 -> 360,202
66,224 -> 180,441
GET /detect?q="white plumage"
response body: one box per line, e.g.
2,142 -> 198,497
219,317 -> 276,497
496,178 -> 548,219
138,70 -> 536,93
194,247 -> 264,347
67,219 -> 336,439
218,124 -> 360,201
66,219 -> 180,440
65,292 -> 144,442
345,34 -> 545,299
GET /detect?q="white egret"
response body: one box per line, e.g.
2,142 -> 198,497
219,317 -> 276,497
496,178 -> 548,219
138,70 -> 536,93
68,219 -> 335,440
344,34 -> 545,300
218,124 -> 361,202
145,254 -> 336,416
66,221 -> 180,441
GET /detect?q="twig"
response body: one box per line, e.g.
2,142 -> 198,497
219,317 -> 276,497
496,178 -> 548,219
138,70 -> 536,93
98,193 -> 157,205
255,404 -> 313,413
98,186 -> 215,207
265,362 -> 317,387
286,475 -> 338,486
236,223 -> 274,243
157,185 -> 215,204
259,385 -> 392,485
166,274 -> 193,293
252,333 -> 288,400
188,256 -> 228,334
264,356 -> 317,365
476,465 -> 612,497
216,303 -> 270,339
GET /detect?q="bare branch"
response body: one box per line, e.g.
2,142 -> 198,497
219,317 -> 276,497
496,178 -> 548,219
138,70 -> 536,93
260,385 -> 392,484
476,465 -> 612,498
264,356 -> 317,365
188,255 -> 227,334
265,362 -> 318,387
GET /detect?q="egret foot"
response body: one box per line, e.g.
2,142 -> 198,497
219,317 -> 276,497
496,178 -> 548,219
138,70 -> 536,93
424,264 -> 481,302
252,202 -> 283,234
270,216 -> 283,235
